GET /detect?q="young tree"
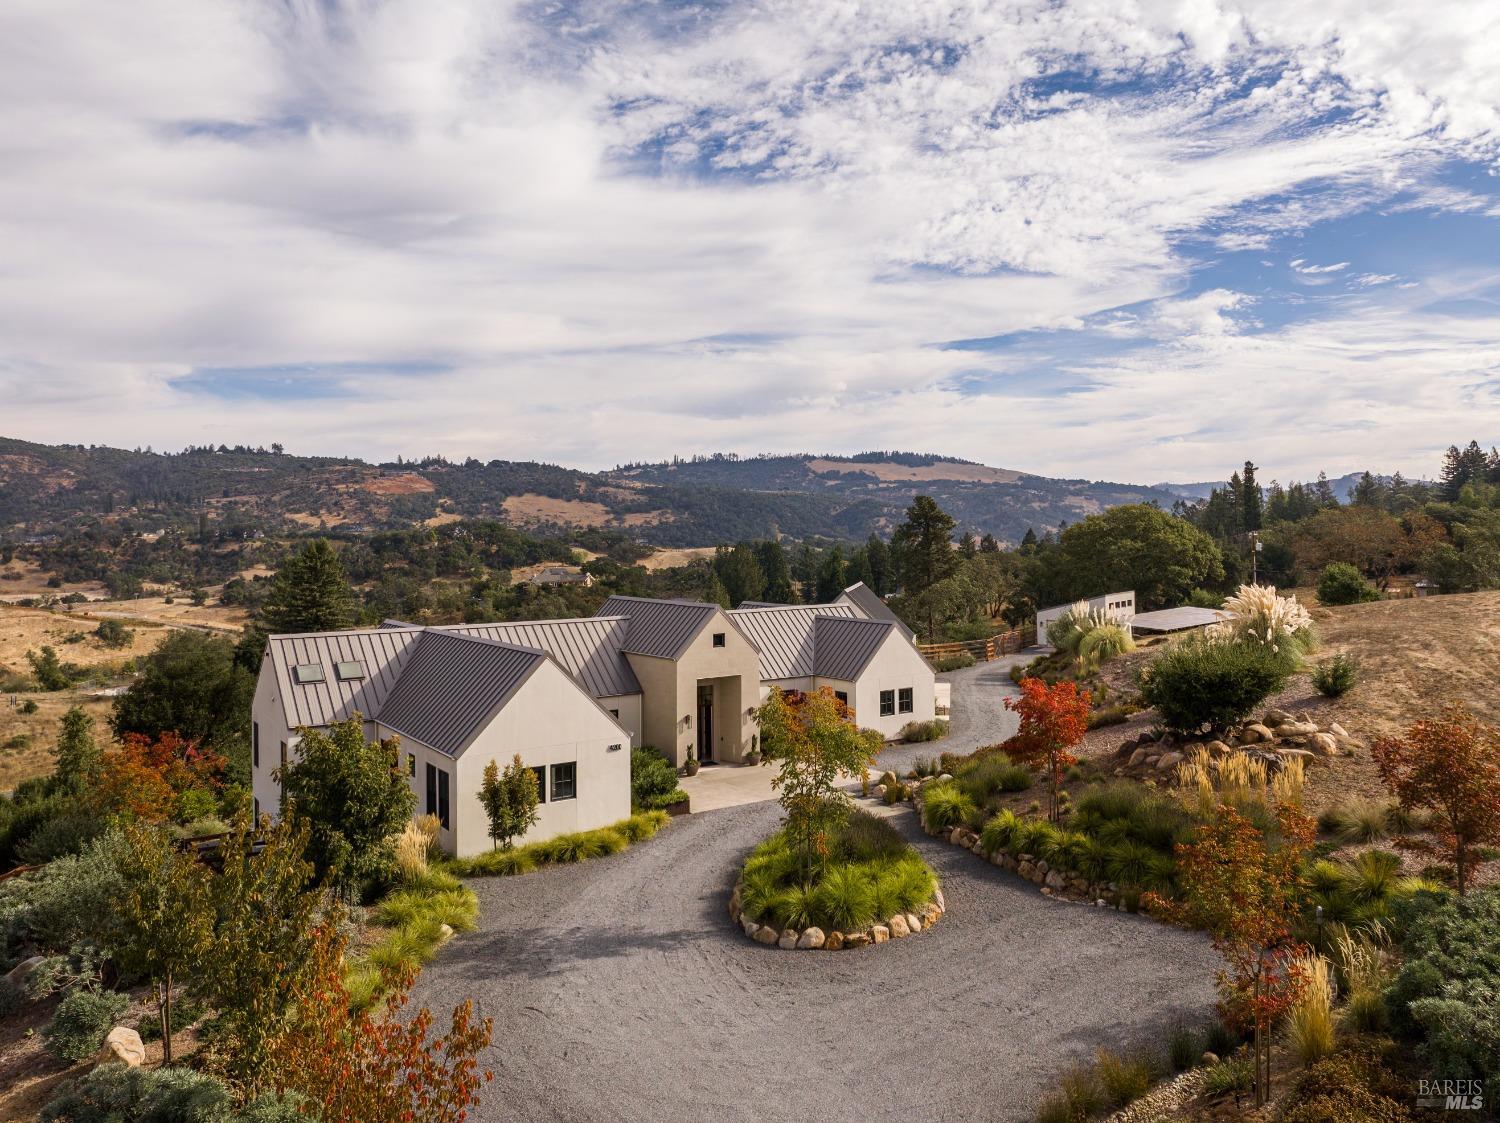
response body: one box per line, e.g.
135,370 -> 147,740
1002,678 -> 1090,822
113,823 -> 214,1063
27,645 -> 70,691
280,717 -> 415,899
261,539 -> 356,635
1150,804 -> 1314,1106
479,754 -> 540,849
267,921 -> 492,1123
93,617 -> 134,649
756,687 -> 882,881
52,706 -> 101,794
1372,702 -> 1500,895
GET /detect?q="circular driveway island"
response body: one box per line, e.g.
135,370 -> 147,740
412,800 -> 1219,1123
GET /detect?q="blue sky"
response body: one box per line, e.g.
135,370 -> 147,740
0,0 -> 1496,484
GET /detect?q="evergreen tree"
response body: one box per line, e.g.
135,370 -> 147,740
262,540 -> 355,635
890,495 -> 957,596
1314,471 -> 1338,507
864,534 -> 890,594
791,544 -> 819,603
979,532 -> 1000,553
815,546 -> 847,603
1020,527 -> 1039,552
957,530 -> 978,557
1240,461 -> 1262,532
1350,471 -> 1383,507
53,706 -> 101,794
754,539 -> 797,603
478,754 -> 540,850
704,572 -> 731,609
713,542 -> 766,607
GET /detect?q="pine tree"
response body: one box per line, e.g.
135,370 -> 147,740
1350,471 -> 1383,507
1020,527 -> 1039,552
52,706 -> 101,794
958,531 -> 978,557
864,534 -> 890,594
890,495 -> 957,596
979,532 -> 1000,553
262,540 -> 355,634
815,546 -> 847,603
714,542 -> 766,607
754,540 -> 796,603
1313,472 -> 1337,507
1240,461 -> 1262,532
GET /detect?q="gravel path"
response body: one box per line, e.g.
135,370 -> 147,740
873,650 -> 1036,776
414,800 -> 1218,1123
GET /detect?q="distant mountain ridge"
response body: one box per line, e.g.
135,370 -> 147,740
0,436 -> 1181,547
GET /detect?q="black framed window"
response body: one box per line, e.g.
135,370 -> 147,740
425,763 -> 451,830
530,766 -> 547,803
712,632 -> 726,648
253,797 -> 259,820
898,687 -> 914,714
406,752 -> 416,778
551,762 -> 576,801
425,763 -> 437,816
879,689 -> 895,717
834,690 -> 849,706
253,721 -> 259,769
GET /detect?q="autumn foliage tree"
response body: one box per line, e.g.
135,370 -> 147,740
93,731 -> 224,821
1372,701 -> 1500,895
1149,803 -> 1315,1106
1002,678 -> 1090,821
267,921 -> 493,1123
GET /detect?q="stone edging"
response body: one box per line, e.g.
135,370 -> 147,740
728,880 -> 945,950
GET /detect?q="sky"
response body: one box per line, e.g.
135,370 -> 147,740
2,0 -> 1498,486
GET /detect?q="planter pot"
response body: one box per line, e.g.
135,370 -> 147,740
663,797 -> 691,817
684,760 -> 700,777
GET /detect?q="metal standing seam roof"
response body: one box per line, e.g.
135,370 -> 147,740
737,600 -> 789,609
1129,606 -> 1228,634
838,581 -> 914,639
595,596 -> 755,659
726,604 -> 859,680
812,615 -> 900,681
375,630 -> 546,757
267,627 -> 425,730
435,617 -> 641,698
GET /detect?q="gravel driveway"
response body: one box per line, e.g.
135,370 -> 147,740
873,650 -> 1037,776
414,799 -> 1218,1123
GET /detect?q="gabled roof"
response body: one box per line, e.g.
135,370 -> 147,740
838,582 -> 914,639
266,627 -> 424,729
376,631 -> 546,757
726,604 -> 860,680
595,596 -> 754,660
812,615 -> 899,681
435,617 -> 640,698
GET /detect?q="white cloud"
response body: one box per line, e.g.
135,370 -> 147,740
0,0 -> 1497,485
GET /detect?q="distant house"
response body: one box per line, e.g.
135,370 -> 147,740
251,583 -> 934,855
528,566 -> 594,587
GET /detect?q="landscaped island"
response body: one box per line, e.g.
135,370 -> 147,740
729,810 -> 943,949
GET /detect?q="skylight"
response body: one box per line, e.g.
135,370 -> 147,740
335,660 -> 365,681
292,663 -> 325,684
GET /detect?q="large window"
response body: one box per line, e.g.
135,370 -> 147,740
898,687 -> 914,714
425,763 -> 451,830
406,752 -> 416,778
879,689 -> 895,717
530,766 -> 547,803
551,762 -> 577,801
834,690 -> 849,707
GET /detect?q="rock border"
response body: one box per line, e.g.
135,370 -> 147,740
728,880 -> 945,950
1107,708 -> 1361,780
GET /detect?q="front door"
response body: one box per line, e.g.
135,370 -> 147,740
696,683 -> 714,763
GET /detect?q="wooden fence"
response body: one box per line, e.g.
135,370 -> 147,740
918,625 -> 1035,664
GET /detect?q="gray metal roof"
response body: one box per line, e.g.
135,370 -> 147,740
376,631 -> 545,757
595,596 -> 740,659
812,615 -> 898,681
267,627 -> 424,729
838,582 -> 913,639
727,604 -> 859,680
437,617 -> 640,698
738,600 -> 789,609
1129,606 -> 1228,634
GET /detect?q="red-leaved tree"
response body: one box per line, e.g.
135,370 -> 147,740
268,922 -> 493,1123
1002,677 -> 1090,821
1149,803 -> 1314,1106
1372,701 -> 1500,895
93,731 -> 224,821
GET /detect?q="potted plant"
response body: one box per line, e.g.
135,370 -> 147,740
744,737 -> 762,766
683,748 -> 700,777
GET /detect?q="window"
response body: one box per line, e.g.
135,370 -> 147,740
253,797 -> 260,819
335,660 -> 365,681
834,690 -> 849,707
406,752 -> 416,778
253,721 -> 259,769
609,708 -> 619,718
551,762 -> 577,801
712,632 -> 726,648
879,689 -> 895,717
530,766 -> 547,803
898,687 -> 914,714
292,663 -> 325,684
425,763 -> 451,830
280,741 -> 288,769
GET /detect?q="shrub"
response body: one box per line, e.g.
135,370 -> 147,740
447,812 -> 667,876
1275,1038 -> 1415,1123
1075,781 -> 1147,823
0,978 -> 21,1017
93,618 -> 135,649
1137,638 -> 1292,733
1312,653 -> 1360,698
1210,583 -> 1316,661
835,812 -> 907,863
1086,704 -> 1133,730
393,821 -> 430,884
920,782 -> 976,832
45,988 -> 130,1063
930,651 -> 976,672
1317,562 -> 1381,606
980,810 -> 1019,856
955,753 -> 1034,799
19,699 -> 39,714
1167,1024 -> 1198,1072
41,1063 -> 239,1122
1078,623 -> 1134,670
1285,954 -> 1336,1067
811,865 -> 877,931
1199,1055 -> 1254,1097
638,788 -> 689,811
881,781 -> 907,805
630,746 -> 679,808
899,719 -> 948,743
16,813 -> 108,864
1094,1048 -> 1162,1109
1319,797 -> 1391,843
1201,1018 -> 1241,1060
138,995 -> 205,1041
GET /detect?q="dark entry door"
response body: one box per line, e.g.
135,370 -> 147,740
696,683 -> 714,763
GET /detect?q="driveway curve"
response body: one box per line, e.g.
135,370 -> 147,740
413,800 -> 1218,1123
874,650 -> 1036,776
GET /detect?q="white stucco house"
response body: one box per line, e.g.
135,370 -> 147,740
250,582 -> 935,856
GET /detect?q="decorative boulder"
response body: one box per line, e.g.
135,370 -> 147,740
1127,747 -> 1151,767
888,914 -> 911,938
872,784 -> 887,800
1263,708 -> 1294,726
934,888 -> 946,912
825,931 -> 845,951
1241,723 -> 1275,744
1310,733 -> 1339,755
777,929 -> 799,950
1205,740 -> 1231,756
1280,721 -> 1320,737
1156,752 -> 1184,771
753,925 -> 779,946
97,1027 -> 145,1069
1329,722 -> 1350,739
844,932 -> 872,948
1044,870 -> 1066,891
742,914 -> 760,937
871,925 -> 890,944
796,927 -> 826,950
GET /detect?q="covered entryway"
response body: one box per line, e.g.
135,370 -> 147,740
696,682 -> 715,762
